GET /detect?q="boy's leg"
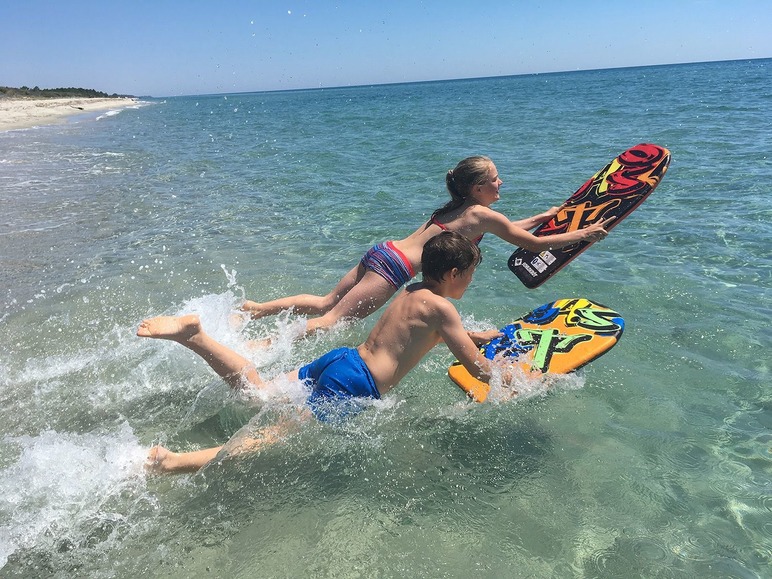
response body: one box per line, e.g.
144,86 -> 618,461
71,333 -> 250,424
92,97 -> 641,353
138,316 -> 309,475
146,420 -> 299,474
146,445 -> 223,474
137,314 -> 262,390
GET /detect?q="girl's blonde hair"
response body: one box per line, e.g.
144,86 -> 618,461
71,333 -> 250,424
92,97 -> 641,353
431,156 -> 493,221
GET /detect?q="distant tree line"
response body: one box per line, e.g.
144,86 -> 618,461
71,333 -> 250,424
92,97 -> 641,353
0,86 -> 134,99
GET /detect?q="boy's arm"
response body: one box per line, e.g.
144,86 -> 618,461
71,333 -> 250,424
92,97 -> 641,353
437,329 -> 502,347
467,329 -> 502,346
436,302 -> 495,382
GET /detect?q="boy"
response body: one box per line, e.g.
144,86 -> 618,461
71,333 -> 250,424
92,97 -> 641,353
140,231 -> 503,474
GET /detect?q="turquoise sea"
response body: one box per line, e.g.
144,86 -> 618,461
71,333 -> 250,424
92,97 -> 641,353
1,59 -> 770,577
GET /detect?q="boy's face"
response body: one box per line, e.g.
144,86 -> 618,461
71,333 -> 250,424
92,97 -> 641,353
449,264 -> 476,299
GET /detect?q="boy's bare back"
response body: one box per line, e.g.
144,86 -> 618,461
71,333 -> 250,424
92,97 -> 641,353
357,277 -> 489,395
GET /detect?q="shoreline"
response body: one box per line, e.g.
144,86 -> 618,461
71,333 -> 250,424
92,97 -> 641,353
0,97 -> 141,132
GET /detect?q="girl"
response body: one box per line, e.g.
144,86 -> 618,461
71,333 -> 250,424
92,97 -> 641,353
242,156 -> 610,337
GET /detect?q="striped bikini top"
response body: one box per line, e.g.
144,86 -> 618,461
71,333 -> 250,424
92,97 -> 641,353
430,216 -> 484,245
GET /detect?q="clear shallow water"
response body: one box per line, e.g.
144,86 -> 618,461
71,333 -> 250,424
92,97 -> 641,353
0,59 -> 770,577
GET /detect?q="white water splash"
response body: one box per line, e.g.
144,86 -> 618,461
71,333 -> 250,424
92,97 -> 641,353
0,423 -> 149,568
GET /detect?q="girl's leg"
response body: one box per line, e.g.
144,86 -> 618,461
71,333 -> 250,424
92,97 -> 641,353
305,270 -> 397,335
136,314 -> 262,390
242,264 -> 364,319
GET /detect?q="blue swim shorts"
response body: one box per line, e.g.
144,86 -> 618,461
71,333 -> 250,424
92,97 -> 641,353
298,347 -> 381,422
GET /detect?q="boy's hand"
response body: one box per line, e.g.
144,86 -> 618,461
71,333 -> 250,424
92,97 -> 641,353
467,329 -> 503,346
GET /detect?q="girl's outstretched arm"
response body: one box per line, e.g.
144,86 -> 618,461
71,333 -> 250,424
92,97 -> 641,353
483,207 -> 614,252
510,204 -> 565,230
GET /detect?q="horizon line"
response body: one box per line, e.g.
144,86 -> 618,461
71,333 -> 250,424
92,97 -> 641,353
150,56 -> 771,100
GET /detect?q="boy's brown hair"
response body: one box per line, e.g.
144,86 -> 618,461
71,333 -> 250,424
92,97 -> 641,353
421,231 -> 482,282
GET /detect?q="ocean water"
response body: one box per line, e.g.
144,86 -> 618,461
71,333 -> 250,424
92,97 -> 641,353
1,58 -> 770,577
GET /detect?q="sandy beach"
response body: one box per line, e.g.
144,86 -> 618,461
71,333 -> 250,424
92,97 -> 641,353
0,97 -> 139,131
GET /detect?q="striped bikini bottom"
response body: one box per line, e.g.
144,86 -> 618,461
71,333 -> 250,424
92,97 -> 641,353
360,241 -> 415,289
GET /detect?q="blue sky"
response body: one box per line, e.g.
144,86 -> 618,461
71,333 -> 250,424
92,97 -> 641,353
2,0 -> 771,97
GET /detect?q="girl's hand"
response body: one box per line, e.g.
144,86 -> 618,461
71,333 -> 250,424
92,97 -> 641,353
541,203 -> 567,221
582,216 -> 615,242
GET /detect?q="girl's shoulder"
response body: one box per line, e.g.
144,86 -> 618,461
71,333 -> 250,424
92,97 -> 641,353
440,203 -> 504,227
464,203 -> 505,221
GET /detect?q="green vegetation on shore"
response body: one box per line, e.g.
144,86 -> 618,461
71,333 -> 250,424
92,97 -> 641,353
0,86 -> 134,99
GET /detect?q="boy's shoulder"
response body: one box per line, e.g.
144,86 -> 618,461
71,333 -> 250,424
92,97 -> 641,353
404,281 -> 443,298
403,283 -> 457,314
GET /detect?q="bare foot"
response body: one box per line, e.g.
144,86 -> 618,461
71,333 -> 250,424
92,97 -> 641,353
145,445 -> 175,474
145,444 -> 221,474
136,314 -> 201,342
245,337 -> 273,351
229,311 -> 249,331
241,300 -> 267,320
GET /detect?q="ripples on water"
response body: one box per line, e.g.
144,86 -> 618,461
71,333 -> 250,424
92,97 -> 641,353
0,59 -> 770,576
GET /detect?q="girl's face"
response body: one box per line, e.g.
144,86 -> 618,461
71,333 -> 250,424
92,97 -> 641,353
472,162 -> 502,206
